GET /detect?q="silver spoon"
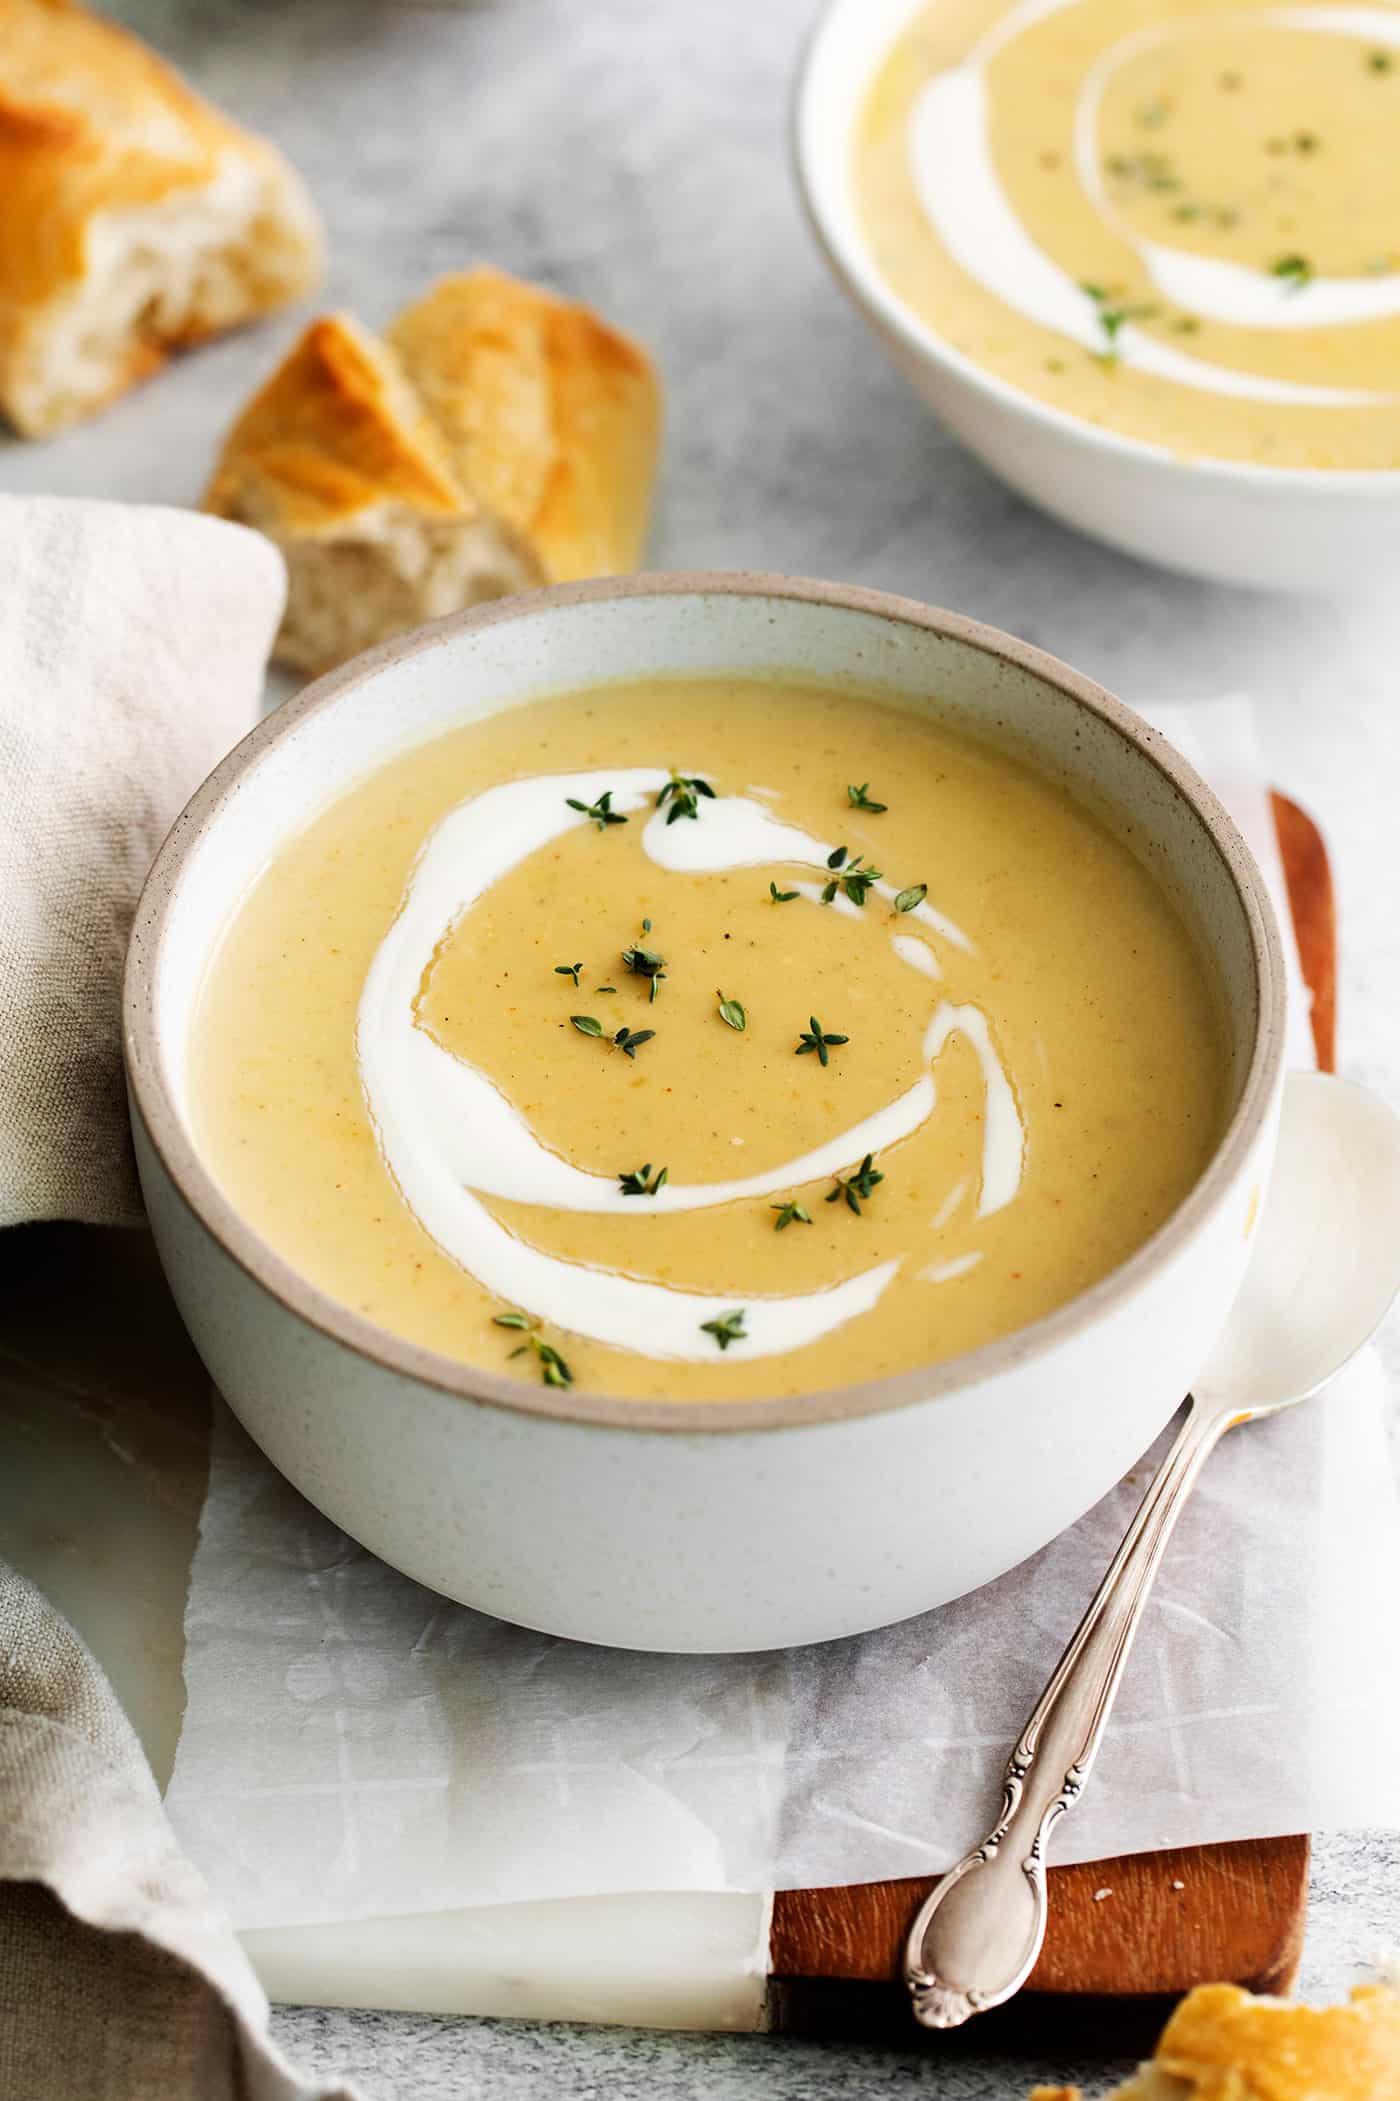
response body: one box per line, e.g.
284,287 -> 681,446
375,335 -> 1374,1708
905,1070 -> 1400,2030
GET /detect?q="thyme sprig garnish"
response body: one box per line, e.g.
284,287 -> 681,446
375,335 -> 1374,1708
827,1154 -> 884,1216
847,782 -> 888,813
621,935 -> 668,1001
716,991 -> 746,1032
700,1308 -> 747,1350
1080,282 -> 1157,359
1271,253 -> 1313,291
613,1026 -> 656,1058
555,962 -> 583,987
796,1016 -> 849,1067
769,881 -> 799,904
619,1163 -> 668,1197
571,1014 -> 604,1036
894,883 -> 927,914
566,789 -> 627,831
657,770 -> 716,824
770,1198 -> 812,1231
820,846 -> 882,907
493,1311 -> 574,1388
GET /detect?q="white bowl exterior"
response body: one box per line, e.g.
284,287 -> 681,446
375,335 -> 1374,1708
128,584 -> 1284,1651
795,0 -> 1400,595
132,1101 -> 1276,1652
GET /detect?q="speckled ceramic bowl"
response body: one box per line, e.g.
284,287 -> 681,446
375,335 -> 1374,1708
794,0 -> 1400,594
123,574 -> 1286,1651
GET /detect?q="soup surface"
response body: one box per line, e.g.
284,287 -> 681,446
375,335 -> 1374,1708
855,0 -> 1400,467
190,677 -> 1226,1402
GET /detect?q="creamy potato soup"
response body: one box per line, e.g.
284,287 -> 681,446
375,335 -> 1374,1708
856,0 -> 1400,467
189,678 -> 1226,1402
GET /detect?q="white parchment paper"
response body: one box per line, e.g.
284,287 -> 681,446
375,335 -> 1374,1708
166,699 -> 1400,1929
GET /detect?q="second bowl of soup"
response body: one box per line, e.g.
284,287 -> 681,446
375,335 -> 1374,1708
124,575 -> 1285,1650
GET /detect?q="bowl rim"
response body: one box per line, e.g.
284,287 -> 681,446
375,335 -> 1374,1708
792,0 -> 1400,496
124,570 -> 1287,1437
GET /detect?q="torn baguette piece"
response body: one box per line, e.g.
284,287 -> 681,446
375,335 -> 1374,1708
1030,1981 -> 1400,2101
0,0 -> 323,438
204,267 -> 662,678
202,313 -> 541,680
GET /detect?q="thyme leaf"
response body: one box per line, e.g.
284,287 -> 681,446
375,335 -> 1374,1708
826,1153 -> 884,1216
895,883 -> 927,914
717,991 -> 747,1032
492,1311 -> 574,1388
570,1014 -> 604,1037
618,1162 -> 668,1197
657,770 -> 716,824
795,1016 -> 849,1067
700,1308 -> 747,1350
847,782 -> 888,813
770,1198 -> 812,1231
555,962 -> 583,987
565,789 -> 628,831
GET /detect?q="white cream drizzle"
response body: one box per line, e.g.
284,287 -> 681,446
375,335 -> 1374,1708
906,0 -> 1400,407
356,770 -> 1023,1362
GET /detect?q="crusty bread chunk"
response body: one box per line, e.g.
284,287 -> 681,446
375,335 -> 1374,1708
203,313 -> 541,680
0,0 -> 323,438
1030,1982 -> 1400,2101
204,267 -> 662,678
388,267 -> 661,586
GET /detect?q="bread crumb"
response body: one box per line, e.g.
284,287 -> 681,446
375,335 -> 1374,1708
1094,1886 -> 1113,1901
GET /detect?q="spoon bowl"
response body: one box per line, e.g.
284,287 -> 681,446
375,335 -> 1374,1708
1198,1073 -> 1400,1417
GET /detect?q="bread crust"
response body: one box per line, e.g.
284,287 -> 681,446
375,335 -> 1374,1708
387,267 -> 662,582
1030,1983 -> 1400,2100
0,0 -> 323,435
204,314 -> 470,538
203,267 -> 661,675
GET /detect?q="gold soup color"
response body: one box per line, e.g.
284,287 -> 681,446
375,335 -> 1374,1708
188,677 -> 1227,1402
855,0 -> 1400,467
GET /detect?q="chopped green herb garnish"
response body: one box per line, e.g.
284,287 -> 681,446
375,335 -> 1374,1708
826,1154 -> 884,1216
700,1308 -> 747,1350
555,962 -> 583,987
1271,253 -> 1313,290
1172,314 -> 1201,334
621,939 -> 668,1002
566,789 -> 628,831
571,1014 -> 604,1037
847,782 -> 888,813
769,881 -> 799,904
596,985 -> 618,994
613,1026 -> 656,1058
493,1311 -> 574,1388
839,857 -> 882,907
795,1016 -> 849,1067
819,847 -> 881,907
894,883 -> 927,914
717,991 -> 747,1032
770,1198 -> 812,1232
657,770 -> 716,825
1136,95 -> 1171,127
1080,282 -> 1156,357
1368,47 -> 1394,72
619,1162 -> 668,1197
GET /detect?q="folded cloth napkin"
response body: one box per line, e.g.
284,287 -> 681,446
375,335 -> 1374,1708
0,1562 -> 355,2101
0,499 -> 351,2099
0,495 -> 284,1230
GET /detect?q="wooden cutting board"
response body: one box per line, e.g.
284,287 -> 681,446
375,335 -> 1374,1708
768,791 -> 1335,2049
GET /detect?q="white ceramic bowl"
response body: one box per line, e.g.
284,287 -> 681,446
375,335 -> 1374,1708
794,0 -> 1400,594
124,574 -> 1286,1653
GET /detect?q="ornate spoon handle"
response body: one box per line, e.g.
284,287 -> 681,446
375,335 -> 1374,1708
904,1395 -> 1228,2029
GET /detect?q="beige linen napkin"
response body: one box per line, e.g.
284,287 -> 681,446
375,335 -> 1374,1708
0,498 -> 356,2099
0,494 -> 284,1229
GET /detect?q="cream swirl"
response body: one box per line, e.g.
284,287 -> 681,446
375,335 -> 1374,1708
356,771 -> 1024,1362
907,0 -> 1400,405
